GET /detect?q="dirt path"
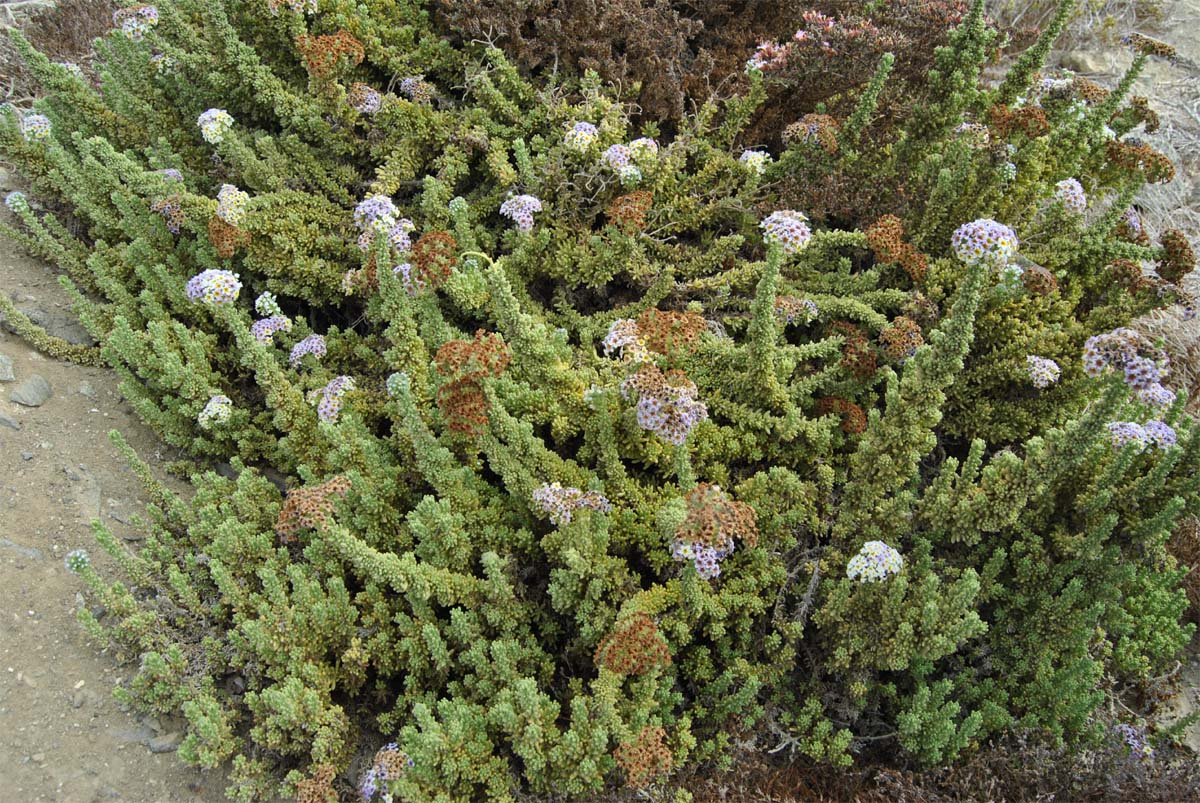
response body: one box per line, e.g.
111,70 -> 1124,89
0,238 -> 228,802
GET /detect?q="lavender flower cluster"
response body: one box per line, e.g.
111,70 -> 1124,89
847,540 -> 903,583
1025,355 -> 1061,388
1107,420 -> 1176,451
114,5 -> 159,41
1054,178 -> 1087,214
289,334 -> 326,366
198,394 -> 233,429
1114,723 -> 1155,762
250,315 -> 292,344
602,319 -> 650,362
64,548 -> 90,574
951,218 -> 1019,266
349,83 -> 383,115
311,376 -> 355,423
358,742 -> 414,801
216,184 -> 250,227
20,113 -> 51,142
499,194 -> 543,232
1082,327 -> 1170,396
185,269 -> 241,306
760,210 -> 812,254
353,194 -> 414,252
531,482 -> 612,526
620,373 -> 708,446
197,108 -> 233,145
672,538 -> 734,580
564,121 -> 599,151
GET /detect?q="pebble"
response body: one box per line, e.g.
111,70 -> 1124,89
20,451 -> 33,461
0,537 -> 42,560
0,412 -> 19,430
78,381 -> 96,399
147,732 -> 183,753
9,374 -> 51,407
0,304 -> 96,346
0,352 -> 13,382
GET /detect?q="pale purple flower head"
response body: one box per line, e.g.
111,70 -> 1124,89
289,334 -> 326,366
197,108 -> 233,144
951,219 -> 1018,265
185,269 -> 241,306
564,121 -> 599,151
1026,355 -> 1061,389
761,210 -> 812,254
198,394 -> 233,429
1143,420 -> 1177,449
499,194 -> 543,232
1138,382 -> 1176,411
531,482 -> 612,526
1054,178 -> 1086,214
1108,421 -> 1148,451
250,315 -> 292,344
20,113 -> 51,142
847,540 -> 903,583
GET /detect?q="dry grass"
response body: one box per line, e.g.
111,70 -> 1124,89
988,0 -> 1168,48
0,0 -> 118,104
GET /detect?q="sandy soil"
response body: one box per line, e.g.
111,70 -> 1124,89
0,3 -> 1198,803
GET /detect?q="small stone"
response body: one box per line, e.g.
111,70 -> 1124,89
0,304 -> 95,346
9,374 -> 51,407
147,731 -> 182,753
31,752 -> 45,763
71,690 -> 87,709
20,451 -> 33,461
0,413 -> 19,430
64,465 -> 82,481
0,353 -> 13,382
0,537 -> 42,561
78,381 -> 96,399
1059,50 -> 1112,74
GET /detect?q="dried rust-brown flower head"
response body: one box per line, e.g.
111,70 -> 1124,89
1159,229 -> 1196,285
208,216 -> 250,258
635,308 -> 707,356
1020,263 -> 1059,297
594,612 -> 671,675
677,483 -> 757,550
830,321 -> 877,379
613,726 -> 672,788
410,230 -> 458,292
816,396 -> 868,434
294,764 -> 337,803
783,113 -> 840,155
277,475 -> 352,542
606,190 -> 653,233
434,330 -> 511,436
295,31 -> 364,79
878,315 -> 924,362
867,215 -> 927,282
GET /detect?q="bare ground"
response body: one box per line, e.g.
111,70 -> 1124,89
0,240 -> 229,802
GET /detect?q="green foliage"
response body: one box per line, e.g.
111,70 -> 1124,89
3,1 -> 1196,800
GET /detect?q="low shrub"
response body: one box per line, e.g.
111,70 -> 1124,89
0,1 -> 1196,801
